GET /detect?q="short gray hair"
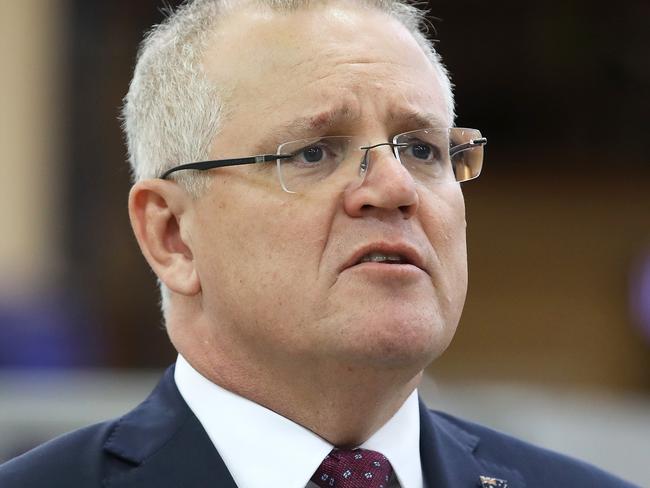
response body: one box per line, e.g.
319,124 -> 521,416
122,0 -> 455,316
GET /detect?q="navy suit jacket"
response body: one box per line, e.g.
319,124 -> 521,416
0,366 -> 637,487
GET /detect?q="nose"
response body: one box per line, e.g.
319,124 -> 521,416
343,143 -> 419,219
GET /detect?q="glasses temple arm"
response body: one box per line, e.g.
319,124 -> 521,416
159,154 -> 293,179
449,137 -> 487,158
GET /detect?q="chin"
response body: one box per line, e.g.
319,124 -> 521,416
338,306 -> 458,370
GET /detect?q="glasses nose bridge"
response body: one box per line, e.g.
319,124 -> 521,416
357,140 -> 407,176
359,140 -> 403,158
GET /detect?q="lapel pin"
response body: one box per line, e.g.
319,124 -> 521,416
479,475 -> 508,488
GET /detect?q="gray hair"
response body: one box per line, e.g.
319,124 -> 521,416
122,0 -> 455,317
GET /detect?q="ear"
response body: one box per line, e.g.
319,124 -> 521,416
128,179 -> 201,297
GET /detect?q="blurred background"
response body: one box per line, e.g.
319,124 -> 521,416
1,0 -> 649,484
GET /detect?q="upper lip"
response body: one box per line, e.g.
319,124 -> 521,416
341,242 -> 428,274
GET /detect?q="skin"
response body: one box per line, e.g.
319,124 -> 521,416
129,2 -> 468,447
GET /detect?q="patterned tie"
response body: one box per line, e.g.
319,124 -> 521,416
311,448 -> 394,488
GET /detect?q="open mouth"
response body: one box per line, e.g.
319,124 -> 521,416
341,243 -> 427,276
357,252 -> 411,265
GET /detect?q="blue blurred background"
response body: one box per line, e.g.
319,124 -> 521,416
1,0 -> 648,483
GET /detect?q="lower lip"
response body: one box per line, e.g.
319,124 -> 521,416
343,262 -> 427,279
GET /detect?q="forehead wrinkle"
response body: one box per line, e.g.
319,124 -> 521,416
305,104 -> 357,132
255,105 -> 359,152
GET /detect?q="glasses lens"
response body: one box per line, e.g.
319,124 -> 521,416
276,136 -> 353,193
395,128 -> 455,183
449,128 -> 484,182
394,128 -> 485,184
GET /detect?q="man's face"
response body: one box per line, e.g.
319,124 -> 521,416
187,3 -> 468,371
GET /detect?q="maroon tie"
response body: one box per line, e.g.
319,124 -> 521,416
311,448 -> 394,488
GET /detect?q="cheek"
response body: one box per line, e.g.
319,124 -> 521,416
419,185 -> 468,294
193,188 -> 333,327
420,184 -> 466,242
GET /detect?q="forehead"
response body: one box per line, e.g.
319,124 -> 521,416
203,2 -> 449,150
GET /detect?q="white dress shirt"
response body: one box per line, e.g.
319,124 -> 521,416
174,354 -> 424,488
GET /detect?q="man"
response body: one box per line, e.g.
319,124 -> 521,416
0,0 -> 637,487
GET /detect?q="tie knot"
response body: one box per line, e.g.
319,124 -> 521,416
311,448 -> 394,488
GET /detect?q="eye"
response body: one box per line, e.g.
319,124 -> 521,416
402,139 -> 441,163
411,142 -> 433,160
300,145 -> 324,164
290,139 -> 345,168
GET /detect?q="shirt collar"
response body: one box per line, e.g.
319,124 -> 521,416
174,354 -> 423,488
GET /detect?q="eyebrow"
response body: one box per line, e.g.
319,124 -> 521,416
254,107 -> 355,152
254,106 -> 448,153
391,110 -> 449,132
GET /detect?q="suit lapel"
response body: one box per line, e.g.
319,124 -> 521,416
419,399 -> 524,488
102,366 -> 237,488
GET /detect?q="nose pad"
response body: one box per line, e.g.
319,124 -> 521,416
344,146 -> 371,192
359,148 -> 370,177
357,142 -> 408,183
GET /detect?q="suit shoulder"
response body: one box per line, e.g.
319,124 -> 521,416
0,419 -> 117,488
428,409 -> 639,487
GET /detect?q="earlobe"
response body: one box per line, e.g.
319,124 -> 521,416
128,180 -> 201,297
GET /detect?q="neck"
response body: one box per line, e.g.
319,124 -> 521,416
196,352 -> 421,446
170,314 -> 423,446
252,364 -> 422,447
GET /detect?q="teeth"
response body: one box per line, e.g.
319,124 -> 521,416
359,252 -> 405,264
